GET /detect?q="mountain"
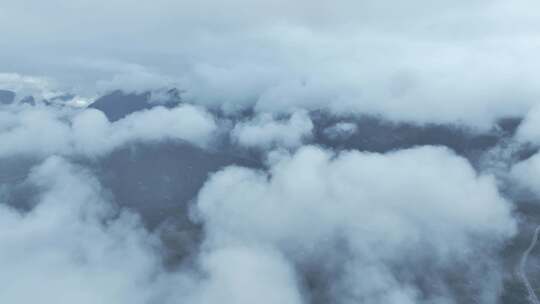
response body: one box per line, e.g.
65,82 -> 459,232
0,90 -> 15,105
89,89 -> 182,122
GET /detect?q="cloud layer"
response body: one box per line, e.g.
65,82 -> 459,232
0,157 -> 304,304
196,145 -> 516,303
2,0 -> 540,126
0,144 -> 519,304
1,1 -> 539,303
0,104 -> 217,158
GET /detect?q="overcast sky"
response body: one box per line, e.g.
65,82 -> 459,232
2,0 -> 540,126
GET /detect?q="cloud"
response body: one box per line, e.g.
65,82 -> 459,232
1,1 -> 537,303
0,104 -> 217,158
322,122 -> 357,140
0,73 -> 60,101
191,246 -> 303,304
195,145 -> 516,303
231,110 -> 313,150
0,106 -> 73,157
505,106 -> 540,197
515,106 -> 540,144
72,106 -> 217,156
94,63 -> 179,94
0,157 -> 173,303
510,153 -> 540,197
0,144 -> 518,304
2,1 -> 540,126
0,157 -> 307,304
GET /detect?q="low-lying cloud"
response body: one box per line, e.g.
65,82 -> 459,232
0,143 -> 519,304
196,145 -> 516,303
231,110 -> 313,150
0,104 -> 217,158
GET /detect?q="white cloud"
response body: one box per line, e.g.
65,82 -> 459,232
323,122 -> 357,140
196,145 -> 516,303
94,63 -> 179,94
0,1 -> 535,302
516,106 -> 540,144
0,157 -> 173,303
0,73 -> 60,101
72,106 -> 217,155
191,246 -> 303,304
510,153 -> 540,197
1,145 -> 518,304
0,104 -> 217,158
231,110 -> 313,150
0,157 -> 306,304
0,106 -> 73,157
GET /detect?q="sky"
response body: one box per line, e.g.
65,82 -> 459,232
1,0 -> 540,127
